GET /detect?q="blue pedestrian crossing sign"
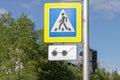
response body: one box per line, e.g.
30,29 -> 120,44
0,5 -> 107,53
44,3 -> 82,43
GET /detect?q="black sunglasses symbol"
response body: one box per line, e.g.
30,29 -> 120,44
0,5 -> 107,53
51,47 -> 74,56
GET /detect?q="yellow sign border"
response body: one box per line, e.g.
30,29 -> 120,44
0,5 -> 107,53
44,3 -> 82,43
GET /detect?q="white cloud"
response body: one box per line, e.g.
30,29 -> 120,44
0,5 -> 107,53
20,0 -> 41,10
61,0 -> 120,18
103,64 -> 116,68
89,0 -> 120,19
99,59 -> 117,69
32,0 -> 41,5
118,71 -> 120,75
0,8 -> 8,14
28,15 -> 35,20
20,3 -> 31,10
62,0 -> 120,13
61,0 -> 82,2
63,0 -> 81,1
90,0 -> 120,14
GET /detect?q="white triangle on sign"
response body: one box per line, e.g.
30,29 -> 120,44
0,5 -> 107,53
51,9 -> 75,32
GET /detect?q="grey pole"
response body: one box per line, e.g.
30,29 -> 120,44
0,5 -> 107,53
83,0 -> 90,80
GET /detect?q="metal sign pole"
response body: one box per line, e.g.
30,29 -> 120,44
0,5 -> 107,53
83,0 -> 90,80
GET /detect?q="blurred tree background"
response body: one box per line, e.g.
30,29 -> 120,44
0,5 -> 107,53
0,13 -> 120,80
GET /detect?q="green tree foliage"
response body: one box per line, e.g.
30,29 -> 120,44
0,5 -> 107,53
0,13 -> 120,80
35,30 -> 76,80
0,13 -> 77,80
111,71 -> 120,80
90,68 -> 120,80
0,13 -> 38,80
68,64 -> 83,80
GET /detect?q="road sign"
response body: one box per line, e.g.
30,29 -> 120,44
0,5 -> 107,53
44,3 -> 82,43
48,45 -> 77,61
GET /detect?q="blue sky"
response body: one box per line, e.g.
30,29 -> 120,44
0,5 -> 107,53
0,0 -> 120,73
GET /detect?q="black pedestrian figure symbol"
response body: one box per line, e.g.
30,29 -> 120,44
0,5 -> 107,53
58,13 -> 71,31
